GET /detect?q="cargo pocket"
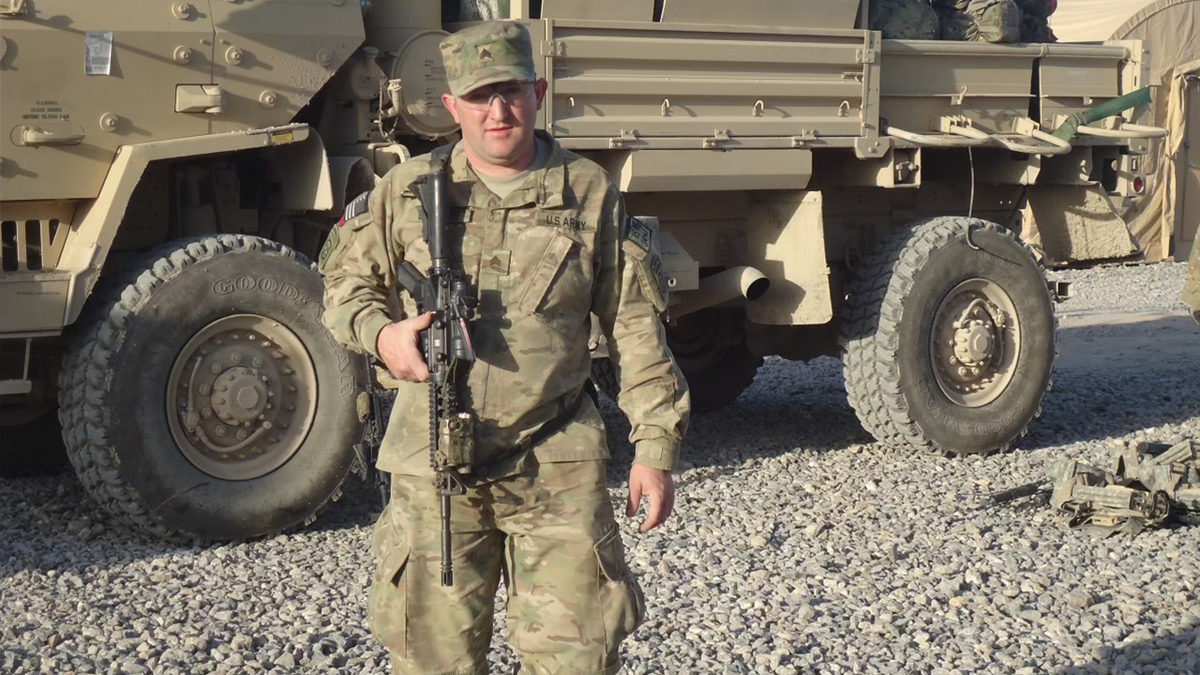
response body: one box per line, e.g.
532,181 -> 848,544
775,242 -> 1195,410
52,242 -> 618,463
368,524 -> 411,656
518,231 -> 592,335
594,526 -> 646,649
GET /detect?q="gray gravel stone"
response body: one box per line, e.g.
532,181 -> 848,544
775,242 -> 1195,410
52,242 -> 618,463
2,262 -> 1198,674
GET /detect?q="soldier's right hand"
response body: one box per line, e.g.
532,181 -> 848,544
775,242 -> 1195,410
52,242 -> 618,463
376,313 -> 434,382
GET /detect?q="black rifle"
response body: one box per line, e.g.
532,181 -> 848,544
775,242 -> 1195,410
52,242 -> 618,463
395,149 -> 477,587
356,363 -> 396,511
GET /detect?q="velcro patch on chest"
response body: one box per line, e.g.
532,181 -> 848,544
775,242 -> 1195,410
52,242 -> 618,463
624,216 -> 653,253
484,249 -> 511,274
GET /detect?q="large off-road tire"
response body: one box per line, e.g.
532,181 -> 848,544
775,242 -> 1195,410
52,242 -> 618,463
840,217 -> 1055,456
58,235 -> 365,542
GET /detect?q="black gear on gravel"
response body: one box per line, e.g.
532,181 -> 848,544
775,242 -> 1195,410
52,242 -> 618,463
840,217 -> 1056,456
57,235 -> 365,542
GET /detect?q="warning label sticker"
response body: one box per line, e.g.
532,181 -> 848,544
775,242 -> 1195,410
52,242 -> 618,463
85,31 -> 112,76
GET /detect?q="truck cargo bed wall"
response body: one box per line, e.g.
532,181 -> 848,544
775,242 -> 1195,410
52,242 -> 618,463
542,20 -> 881,153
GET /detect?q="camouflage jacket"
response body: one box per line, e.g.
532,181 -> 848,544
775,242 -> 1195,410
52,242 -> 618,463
320,133 -> 690,477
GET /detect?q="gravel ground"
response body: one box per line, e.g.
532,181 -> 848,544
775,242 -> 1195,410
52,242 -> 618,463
3,262 -> 1199,675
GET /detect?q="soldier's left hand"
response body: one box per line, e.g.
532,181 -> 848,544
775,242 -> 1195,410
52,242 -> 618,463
627,464 -> 675,532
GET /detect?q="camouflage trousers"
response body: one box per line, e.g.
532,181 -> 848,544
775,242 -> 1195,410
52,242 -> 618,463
369,458 -> 646,675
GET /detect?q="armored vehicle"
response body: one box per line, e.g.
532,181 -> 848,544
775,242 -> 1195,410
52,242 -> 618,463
0,0 -> 1163,540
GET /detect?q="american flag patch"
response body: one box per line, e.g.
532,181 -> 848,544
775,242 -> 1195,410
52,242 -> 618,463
337,191 -> 371,226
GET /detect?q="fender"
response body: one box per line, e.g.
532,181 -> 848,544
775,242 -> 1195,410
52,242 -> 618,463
59,124 -> 334,326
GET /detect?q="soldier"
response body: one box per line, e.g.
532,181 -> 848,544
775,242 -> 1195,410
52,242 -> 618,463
1186,240 -> 1200,324
319,20 -> 690,675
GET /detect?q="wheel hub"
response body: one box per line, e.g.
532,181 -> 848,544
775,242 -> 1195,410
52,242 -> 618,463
930,280 -> 1021,408
166,314 -> 317,480
212,367 -> 268,425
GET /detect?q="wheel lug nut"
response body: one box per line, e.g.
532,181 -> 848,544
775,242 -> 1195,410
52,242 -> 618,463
215,426 -> 227,437
211,364 -> 222,374
199,384 -> 211,395
201,409 -> 213,419
215,397 -> 226,405
236,430 -> 248,440
231,333 -> 239,340
231,353 -> 243,364
252,357 -> 264,367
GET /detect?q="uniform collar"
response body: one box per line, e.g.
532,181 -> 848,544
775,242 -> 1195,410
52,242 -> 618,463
451,131 -> 566,210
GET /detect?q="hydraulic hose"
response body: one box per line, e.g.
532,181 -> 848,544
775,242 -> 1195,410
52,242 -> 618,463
1050,86 -> 1153,141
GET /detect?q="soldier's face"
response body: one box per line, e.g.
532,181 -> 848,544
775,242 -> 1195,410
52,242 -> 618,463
443,79 -> 548,170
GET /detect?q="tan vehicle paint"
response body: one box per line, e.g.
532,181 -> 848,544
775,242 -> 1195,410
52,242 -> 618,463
0,0 -> 1166,539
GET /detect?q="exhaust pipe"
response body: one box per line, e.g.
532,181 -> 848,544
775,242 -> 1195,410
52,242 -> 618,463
670,266 -> 770,318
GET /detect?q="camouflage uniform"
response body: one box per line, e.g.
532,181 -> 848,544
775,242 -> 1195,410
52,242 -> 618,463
1185,240 -> 1200,323
320,21 -> 690,674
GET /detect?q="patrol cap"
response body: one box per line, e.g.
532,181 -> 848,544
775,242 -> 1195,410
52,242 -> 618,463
439,21 -> 537,97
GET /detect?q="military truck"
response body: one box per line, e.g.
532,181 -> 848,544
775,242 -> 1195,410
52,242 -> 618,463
0,0 -> 1164,541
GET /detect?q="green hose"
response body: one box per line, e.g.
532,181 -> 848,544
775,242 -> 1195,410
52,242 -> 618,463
1050,86 -> 1153,141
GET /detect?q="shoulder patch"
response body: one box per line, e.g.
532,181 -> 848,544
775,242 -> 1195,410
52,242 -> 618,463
339,191 -> 371,226
624,216 -> 653,253
318,226 -> 340,269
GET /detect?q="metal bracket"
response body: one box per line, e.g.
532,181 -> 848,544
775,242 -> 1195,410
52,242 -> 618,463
609,128 -> 638,149
853,136 -> 889,159
1049,280 -> 1074,302
0,338 -> 33,396
791,130 -> 817,148
702,129 -> 731,149
855,48 -> 878,64
539,41 -> 564,57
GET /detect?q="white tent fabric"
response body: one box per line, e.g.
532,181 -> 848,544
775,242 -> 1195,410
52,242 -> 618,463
1053,0 -> 1200,260
1050,0 -> 1158,43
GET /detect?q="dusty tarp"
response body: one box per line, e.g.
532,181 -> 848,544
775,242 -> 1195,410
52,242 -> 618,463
1126,62 -> 1198,260
1052,0 -> 1200,261
1049,0 -> 1158,43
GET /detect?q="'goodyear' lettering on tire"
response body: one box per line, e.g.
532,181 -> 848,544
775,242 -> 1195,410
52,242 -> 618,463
212,276 -> 315,305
